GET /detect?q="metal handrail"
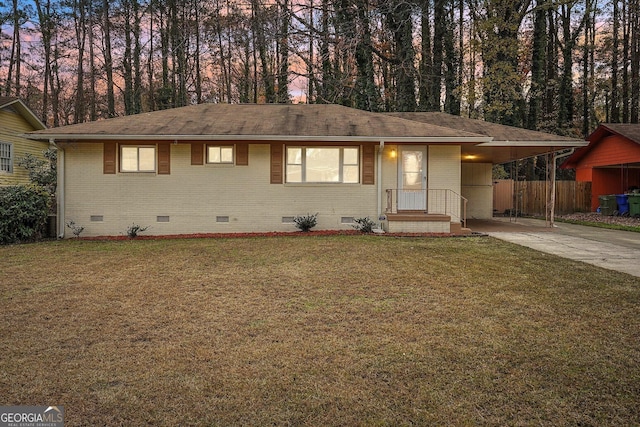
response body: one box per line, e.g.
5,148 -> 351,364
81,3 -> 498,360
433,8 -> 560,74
385,188 -> 467,228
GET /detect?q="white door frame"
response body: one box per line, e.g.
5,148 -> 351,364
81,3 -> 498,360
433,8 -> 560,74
397,146 -> 428,211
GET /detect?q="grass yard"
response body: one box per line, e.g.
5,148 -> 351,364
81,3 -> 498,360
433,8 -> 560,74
1,235 -> 639,426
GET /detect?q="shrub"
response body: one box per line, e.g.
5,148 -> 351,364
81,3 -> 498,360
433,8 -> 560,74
0,185 -> 52,244
17,149 -> 57,195
66,220 -> 85,238
293,213 -> 318,232
352,217 -> 376,233
126,223 -> 149,238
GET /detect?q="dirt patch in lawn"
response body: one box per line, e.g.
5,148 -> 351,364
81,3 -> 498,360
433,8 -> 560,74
1,236 -> 639,425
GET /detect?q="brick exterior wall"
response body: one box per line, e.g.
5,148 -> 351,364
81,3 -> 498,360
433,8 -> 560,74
61,143 -> 379,236
60,142 -> 464,237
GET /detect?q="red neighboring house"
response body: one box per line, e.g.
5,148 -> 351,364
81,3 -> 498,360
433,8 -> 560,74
562,124 -> 640,211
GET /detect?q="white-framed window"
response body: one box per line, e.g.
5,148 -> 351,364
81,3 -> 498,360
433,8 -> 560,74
0,142 -> 13,173
207,145 -> 234,164
286,147 -> 359,183
120,146 -> 156,172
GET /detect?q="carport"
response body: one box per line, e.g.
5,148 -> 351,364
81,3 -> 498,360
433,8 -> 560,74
562,124 -> 640,211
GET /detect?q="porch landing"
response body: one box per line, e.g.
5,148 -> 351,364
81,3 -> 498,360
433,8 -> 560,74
385,211 -> 471,235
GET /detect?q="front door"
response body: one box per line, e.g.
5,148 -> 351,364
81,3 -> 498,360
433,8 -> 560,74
398,146 -> 427,211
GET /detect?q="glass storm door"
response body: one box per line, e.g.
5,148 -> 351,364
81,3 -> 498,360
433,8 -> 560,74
398,146 -> 427,211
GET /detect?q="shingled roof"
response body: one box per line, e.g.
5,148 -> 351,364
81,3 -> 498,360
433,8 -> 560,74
27,103 -> 489,143
587,123 -> 640,145
387,112 -> 586,164
386,112 -> 581,143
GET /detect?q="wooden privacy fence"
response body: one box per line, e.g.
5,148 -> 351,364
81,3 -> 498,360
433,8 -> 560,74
493,180 -> 592,216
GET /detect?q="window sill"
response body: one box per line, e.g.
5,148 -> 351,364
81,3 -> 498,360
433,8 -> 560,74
118,171 -> 157,175
205,163 -> 235,167
284,182 -> 361,187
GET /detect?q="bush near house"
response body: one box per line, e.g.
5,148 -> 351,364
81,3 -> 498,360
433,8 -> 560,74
0,185 -> 51,244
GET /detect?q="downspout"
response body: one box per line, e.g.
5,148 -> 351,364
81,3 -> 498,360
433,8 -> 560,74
53,139 -> 65,238
377,140 -> 384,226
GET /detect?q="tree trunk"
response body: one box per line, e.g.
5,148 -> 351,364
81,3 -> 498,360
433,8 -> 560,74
103,0 -> 116,117
431,0 -> 445,111
73,0 -> 87,123
527,0 -> 546,130
631,0 -> 640,122
387,0 -> 417,111
252,0 -> 275,103
354,0 -> 380,111
277,0 -> 290,103
444,2 -> 460,114
611,0 -> 620,122
5,0 -> 23,97
418,0 -> 434,110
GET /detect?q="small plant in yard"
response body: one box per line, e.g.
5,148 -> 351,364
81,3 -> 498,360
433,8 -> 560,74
293,213 -> 318,232
126,223 -> 149,238
65,220 -> 85,238
352,217 -> 376,233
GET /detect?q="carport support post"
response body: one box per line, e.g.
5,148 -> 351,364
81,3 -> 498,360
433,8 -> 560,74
549,152 -> 557,228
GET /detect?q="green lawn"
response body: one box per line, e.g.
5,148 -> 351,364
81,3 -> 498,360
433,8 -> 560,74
1,236 -> 639,426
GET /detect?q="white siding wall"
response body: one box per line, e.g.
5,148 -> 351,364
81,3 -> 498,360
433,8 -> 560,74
428,145 -> 461,218
461,163 -> 493,219
61,143 -> 379,237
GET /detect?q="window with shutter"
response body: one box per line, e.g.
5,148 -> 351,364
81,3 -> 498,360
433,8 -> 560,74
120,145 -> 156,172
285,147 -> 359,183
206,146 -> 234,164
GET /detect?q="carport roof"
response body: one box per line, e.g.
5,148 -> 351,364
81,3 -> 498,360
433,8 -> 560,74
386,112 -> 586,164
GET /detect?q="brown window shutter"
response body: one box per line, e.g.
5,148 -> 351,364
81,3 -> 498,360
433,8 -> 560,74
236,143 -> 249,166
191,142 -> 204,165
104,142 -> 117,174
362,144 -> 375,185
158,142 -> 171,174
270,143 -> 283,184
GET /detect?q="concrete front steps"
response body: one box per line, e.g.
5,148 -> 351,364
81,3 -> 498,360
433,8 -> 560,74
385,211 -> 471,235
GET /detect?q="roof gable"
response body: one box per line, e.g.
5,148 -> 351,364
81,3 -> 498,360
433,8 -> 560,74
0,97 -> 46,131
587,123 -> 640,145
562,123 -> 640,168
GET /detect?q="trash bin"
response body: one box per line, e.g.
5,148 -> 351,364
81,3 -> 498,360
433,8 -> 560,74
598,195 -> 616,216
628,194 -> 640,218
616,194 -> 630,215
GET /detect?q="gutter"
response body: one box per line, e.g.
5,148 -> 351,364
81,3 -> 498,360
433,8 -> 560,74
26,134 -> 493,144
478,140 -> 588,147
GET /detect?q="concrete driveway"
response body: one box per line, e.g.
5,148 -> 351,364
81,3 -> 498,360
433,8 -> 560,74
468,217 -> 640,279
